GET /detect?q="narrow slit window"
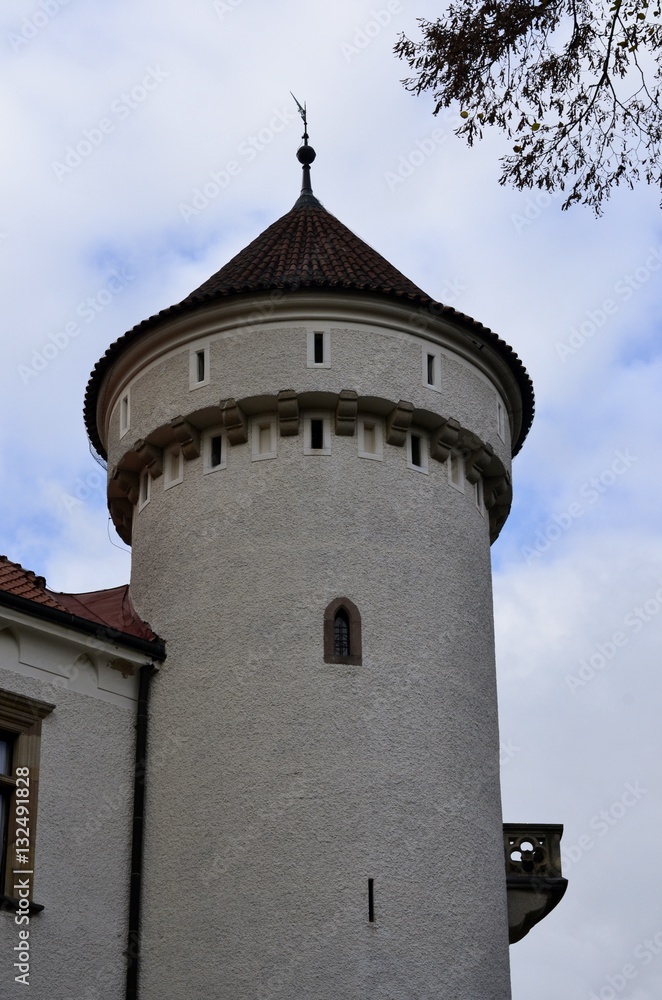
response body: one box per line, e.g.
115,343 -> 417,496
0,731 -> 13,884
449,454 -> 464,490
120,393 -> 130,436
210,434 -> 223,468
334,609 -> 350,657
363,423 -> 376,455
314,332 -> 324,364
411,434 -> 422,468
196,350 -> 206,383
368,879 -> 375,923
310,418 -> 324,450
427,354 -> 435,385
138,470 -> 150,509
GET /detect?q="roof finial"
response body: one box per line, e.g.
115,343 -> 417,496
291,92 -> 316,197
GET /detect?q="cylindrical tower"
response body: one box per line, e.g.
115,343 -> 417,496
85,143 -> 533,999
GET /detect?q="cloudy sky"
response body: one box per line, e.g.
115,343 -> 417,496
1,1 -> 660,995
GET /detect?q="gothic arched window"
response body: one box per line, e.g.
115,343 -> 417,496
324,598 -> 362,665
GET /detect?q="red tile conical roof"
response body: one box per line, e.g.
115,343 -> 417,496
84,189 -> 534,456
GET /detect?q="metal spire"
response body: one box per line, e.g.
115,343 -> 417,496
291,92 -> 316,197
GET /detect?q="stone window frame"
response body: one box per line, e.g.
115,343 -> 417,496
119,391 -> 131,439
189,344 -> 210,390
303,413 -> 332,456
407,428 -> 429,474
422,345 -> 442,392
357,416 -> 384,461
0,688 -> 54,909
251,415 -> 278,462
163,446 -> 184,490
307,329 -> 331,369
323,598 -> 362,666
202,426 -> 227,475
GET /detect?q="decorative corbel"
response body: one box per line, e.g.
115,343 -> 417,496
134,439 -> 163,479
170,416 -> 201,460
429,418 -> 461,463
222,399 -> 248,445
464,442 -> 495,484
277,390 -> 299,436
335,390 -> 358,436
385,400 -> 414,446
110,468 -> 139,506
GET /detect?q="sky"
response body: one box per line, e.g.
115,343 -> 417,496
1,1 -> 661,996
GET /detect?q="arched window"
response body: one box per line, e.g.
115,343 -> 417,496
324,598 -> 362,665
334,608 -> 350,657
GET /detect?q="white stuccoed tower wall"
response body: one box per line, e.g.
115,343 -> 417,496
86,140 -> 534,999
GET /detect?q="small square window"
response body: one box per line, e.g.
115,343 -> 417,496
307,330 -> 331,368
252,417 -> 277,461
164,447 -> 184,489
304,415 -> 331,455
449,453 -> 465,492
190,346 -> 210,389
358,417 -> 384,461
407,430 -> 429,473
423,347 -> 442,391
119,392 -> 130,438
203,428 -> 227,474
138,470 -> 151,510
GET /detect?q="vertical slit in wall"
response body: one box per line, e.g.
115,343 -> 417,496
314,332 -> 324,364
196,350 -> 205,383
368,878 -> 375,922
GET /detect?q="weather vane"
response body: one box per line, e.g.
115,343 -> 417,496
290,92 -> 309,145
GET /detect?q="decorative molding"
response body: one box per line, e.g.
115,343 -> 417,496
465,443 -> 495,485
335,390 -> 358,436
170,416 -> 201,460
429,418 -> 461,463
134,439 -> 163,479
385,400 -> 414,446
277,390 -> 299,436
222,399 -> 248,445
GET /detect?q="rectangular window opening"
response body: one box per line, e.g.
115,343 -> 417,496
258,423 -> 272,455
0,731 -> 14,882
368,878 -> 375,923
196,350 -> 206,383
314,332 -> 324,364
310,418 -> 324,450
120,393 -> 130,435
411,434 -> 422,468
427,353 -> 435,385
210,434 -> 223,468
138,470 -> 150,508
363,423 -> 376,455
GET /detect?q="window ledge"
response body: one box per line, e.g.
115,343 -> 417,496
324,654 -> 362,666
1,894 -> 44,914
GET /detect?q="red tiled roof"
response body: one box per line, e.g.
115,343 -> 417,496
84,190 -> 534,457
0,556 -> 66,610
0,556 -> 157,643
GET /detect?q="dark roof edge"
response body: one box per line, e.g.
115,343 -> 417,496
0,589 -> 166,661
84,285 -> 534,459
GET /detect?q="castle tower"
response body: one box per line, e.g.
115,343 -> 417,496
85,137 -> 534,999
